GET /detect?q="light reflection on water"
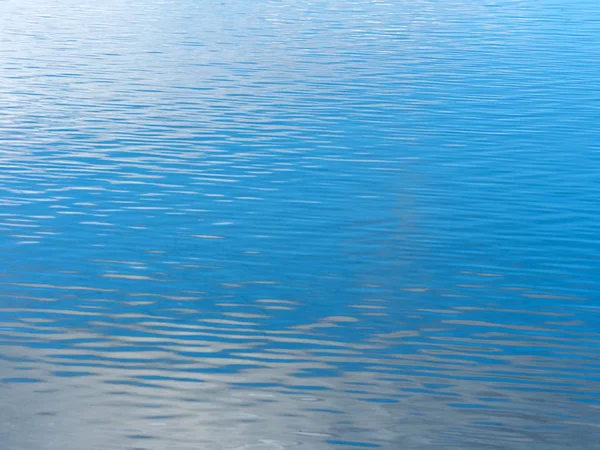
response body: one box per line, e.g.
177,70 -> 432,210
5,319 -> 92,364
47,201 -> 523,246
1,0 -> 600,448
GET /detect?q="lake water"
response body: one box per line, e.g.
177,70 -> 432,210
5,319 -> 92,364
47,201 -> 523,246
1,0 -> 599,449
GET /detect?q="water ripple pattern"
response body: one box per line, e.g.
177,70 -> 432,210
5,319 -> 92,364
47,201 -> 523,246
1,0 -> 599,449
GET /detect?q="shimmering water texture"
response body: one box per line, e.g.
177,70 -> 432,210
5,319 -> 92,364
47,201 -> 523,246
1,0 -> 600,449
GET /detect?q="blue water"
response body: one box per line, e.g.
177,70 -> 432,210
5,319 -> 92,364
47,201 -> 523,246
1,0 -> 599,449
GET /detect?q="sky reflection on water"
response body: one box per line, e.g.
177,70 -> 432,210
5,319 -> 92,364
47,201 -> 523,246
1,0 -> 600,449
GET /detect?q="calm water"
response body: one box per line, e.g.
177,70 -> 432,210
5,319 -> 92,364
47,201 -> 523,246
1,0 -> 600,449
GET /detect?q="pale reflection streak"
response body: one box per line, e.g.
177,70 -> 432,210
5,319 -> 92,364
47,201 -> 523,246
2,302 -> 599,450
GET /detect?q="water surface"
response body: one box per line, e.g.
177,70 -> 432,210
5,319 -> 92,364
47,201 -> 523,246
1,0 -> 600,449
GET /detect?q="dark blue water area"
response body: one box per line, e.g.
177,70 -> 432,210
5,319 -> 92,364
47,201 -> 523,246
1,0 -> 600,449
